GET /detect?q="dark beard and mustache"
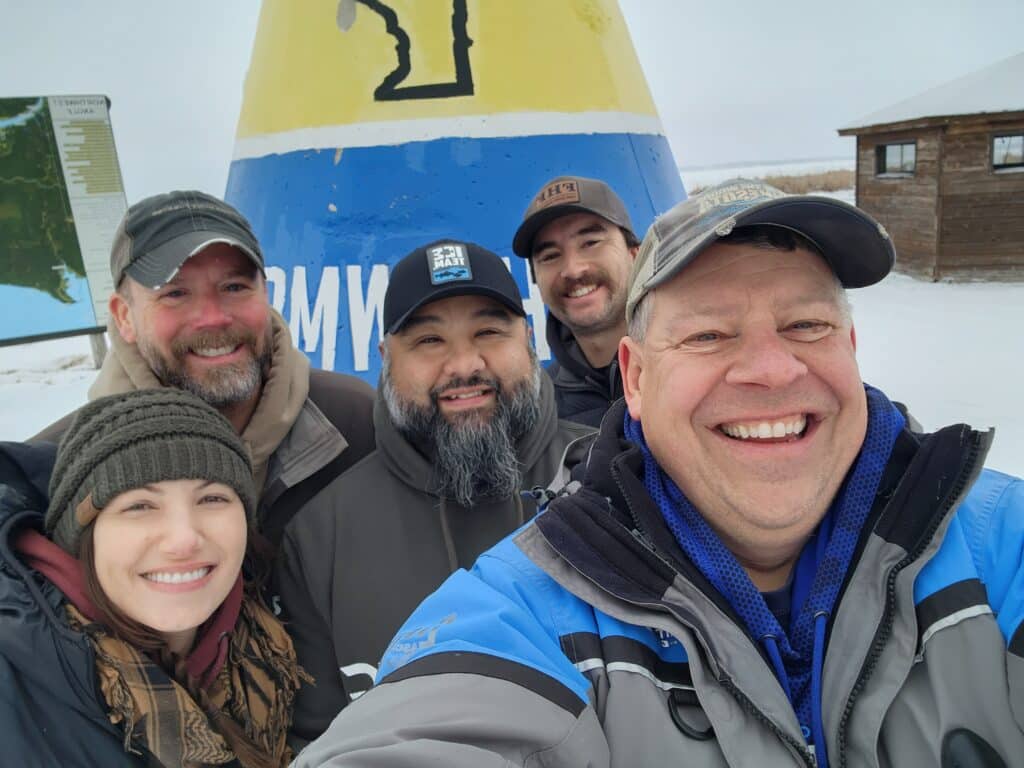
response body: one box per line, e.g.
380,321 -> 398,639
382,352 -> 543,508
139,326 -> 273,409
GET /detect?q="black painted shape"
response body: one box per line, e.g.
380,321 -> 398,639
941,729 -> 1007,768
356,0 -> 474,101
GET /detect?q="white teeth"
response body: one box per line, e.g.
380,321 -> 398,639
144,567 -> 211,584
193,346 -> 235,357
567,285 -> 597,298
445,390 -> 486,400
721,415 -> 807,441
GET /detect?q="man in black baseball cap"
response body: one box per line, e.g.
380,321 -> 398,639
33,190 -> 377,547
275,239 -> 593,744
512,176 -> 641,428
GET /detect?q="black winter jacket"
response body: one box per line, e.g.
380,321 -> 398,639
545,314 -> 622,429
0,442 -> 150,766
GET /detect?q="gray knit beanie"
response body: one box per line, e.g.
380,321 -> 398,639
46,389 -> 257,555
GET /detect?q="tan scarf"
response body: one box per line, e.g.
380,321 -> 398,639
66,598 -> 310,767
90,309 -> 310,491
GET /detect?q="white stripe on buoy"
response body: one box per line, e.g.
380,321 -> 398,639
233,111 -> 667,160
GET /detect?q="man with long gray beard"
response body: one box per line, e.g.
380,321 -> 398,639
32,191 -> 376,545
275,240 -> 594,748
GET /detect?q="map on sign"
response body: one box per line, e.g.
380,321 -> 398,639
0,95 -> 126,345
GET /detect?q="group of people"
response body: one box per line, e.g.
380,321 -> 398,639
1,174 -> 1021,768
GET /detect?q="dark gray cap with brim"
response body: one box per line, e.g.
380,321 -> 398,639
512,175 -> 636,258
626,178 -> 895,321
110,190 -> 264,289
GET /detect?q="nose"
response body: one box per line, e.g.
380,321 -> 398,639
159,509 -> 203,558
724,331 -> 808,389
192,289 -> 232,330
441,339 -> 486,382
559,247 -> 588,281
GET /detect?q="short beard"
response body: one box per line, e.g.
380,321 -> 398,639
139,326 -> 273,409
382,350 -> 543,508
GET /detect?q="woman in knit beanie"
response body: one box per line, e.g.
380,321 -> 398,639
0,389 -> 307,767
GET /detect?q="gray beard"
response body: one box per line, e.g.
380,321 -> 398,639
382,355 -> 543,508
139,327 -> 272,409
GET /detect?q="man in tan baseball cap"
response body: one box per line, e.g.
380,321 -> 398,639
512,176 -> 640,428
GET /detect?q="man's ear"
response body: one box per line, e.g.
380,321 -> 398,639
620,335 -> 643,420
628,244 -> 640,261
108,289 -> 136,343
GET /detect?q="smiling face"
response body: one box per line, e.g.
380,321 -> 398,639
620,242 -> 867,581
531,212 -> 637,340
109,243 -> 272,416
91,478 -> 248,655
383,293 -> 536,426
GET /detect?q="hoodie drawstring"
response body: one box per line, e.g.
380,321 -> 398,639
810,612 -> 829,768
762,615 -> 829,768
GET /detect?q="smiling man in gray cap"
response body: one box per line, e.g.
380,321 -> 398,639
512,176 -> 641,427
34,190 -> 375,545
295,179 -> 1024,768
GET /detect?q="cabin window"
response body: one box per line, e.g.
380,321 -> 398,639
875,142 -> 916,176
993,134 -> 1024,170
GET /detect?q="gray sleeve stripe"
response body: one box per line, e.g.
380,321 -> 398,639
560,631 -> 693,687
380,651 -> 586,717
916,578 -> 988,641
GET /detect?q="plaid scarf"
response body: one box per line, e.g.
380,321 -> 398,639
66,597 -> 308,767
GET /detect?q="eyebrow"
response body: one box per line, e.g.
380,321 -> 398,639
532,222 -> 609,255
399,305 -> 515,333
162,265 -> 258,288
665,291 -> 842,324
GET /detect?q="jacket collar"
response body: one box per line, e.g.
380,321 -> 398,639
545,312 -> 617,389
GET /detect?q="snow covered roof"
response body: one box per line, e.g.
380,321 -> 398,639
840,52 -> 1024,132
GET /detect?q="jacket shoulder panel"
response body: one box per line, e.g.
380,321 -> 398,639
916,469 -> 1024,648
376,531 -> 597,710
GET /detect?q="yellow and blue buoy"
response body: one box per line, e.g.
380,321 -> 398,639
227,0 -> 684,381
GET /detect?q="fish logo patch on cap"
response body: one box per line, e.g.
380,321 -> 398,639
427,243 -> 472,284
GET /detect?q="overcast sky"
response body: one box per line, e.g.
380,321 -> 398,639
1,0 -> 1020,201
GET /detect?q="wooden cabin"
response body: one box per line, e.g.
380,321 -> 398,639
838,53 -> 1024,280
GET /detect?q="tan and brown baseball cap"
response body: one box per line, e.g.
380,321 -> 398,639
625,178 -> 896,322
512,175 -> 636,258
110,190 -> 264,289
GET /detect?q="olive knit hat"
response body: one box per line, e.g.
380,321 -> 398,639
46,389 -> 257,555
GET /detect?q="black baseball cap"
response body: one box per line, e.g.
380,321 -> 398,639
626,178 -> 896,321
512,175 -> 636,258
384,240 -> 526,334
111,190 -> 264,289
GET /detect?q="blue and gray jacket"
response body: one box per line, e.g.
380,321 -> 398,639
297,399 -> 1024,767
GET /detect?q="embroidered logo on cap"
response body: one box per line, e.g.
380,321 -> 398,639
534,179 -> 581,210
427,243 -> 472,284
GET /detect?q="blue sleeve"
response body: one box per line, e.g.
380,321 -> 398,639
961,469 -> 1024,646
376,535 -> 595,707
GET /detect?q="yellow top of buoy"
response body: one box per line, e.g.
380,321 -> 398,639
237,0 -> 658,140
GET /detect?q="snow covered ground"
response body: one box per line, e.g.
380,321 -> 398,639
2,162 -> 1021,478
681,157 -> 856,203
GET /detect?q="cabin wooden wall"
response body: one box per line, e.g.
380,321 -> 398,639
937,116 -> 1024,280
854,129 -> 942,279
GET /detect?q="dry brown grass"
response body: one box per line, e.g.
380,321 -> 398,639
689,169 -> 855,196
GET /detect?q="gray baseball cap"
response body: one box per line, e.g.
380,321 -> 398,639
110,190 -> 264,289
512,175 -> 636,258
625,178 -> 895,321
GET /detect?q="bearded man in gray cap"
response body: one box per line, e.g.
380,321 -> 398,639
295,180 -> 1024,768
34,190 -> 375,545
512,176 -> 641,428
275,239 -> 593,748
